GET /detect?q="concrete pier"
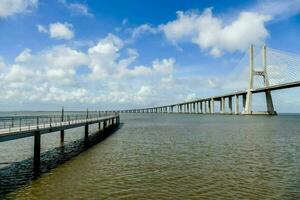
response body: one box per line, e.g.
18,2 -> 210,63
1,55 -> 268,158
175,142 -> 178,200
0,112 -> 120,171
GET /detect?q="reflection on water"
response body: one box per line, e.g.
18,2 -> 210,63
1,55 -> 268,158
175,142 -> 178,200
2,113 -> 300,199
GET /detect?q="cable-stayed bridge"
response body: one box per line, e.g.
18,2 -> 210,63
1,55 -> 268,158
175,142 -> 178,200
120,45 -> 300,115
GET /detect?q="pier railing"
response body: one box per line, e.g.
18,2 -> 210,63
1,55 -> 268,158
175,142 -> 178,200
0,111 -> 117,134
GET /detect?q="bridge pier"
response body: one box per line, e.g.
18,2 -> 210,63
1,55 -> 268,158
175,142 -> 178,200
229,97 -> 233,114
235,95 -> 239,114
221,97 -> 225,114
211,99 -> 215,114
200,101 -> 203,114
242,94 -> 246,112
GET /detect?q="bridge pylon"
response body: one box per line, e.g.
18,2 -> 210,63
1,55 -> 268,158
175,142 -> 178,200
243,45 -> 277,115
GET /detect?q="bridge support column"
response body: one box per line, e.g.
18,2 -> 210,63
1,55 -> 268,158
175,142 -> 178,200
244,45 -> 254,114
242,94 -> 246,112
34,130 -> 41,172
200,102 -> 203,114
221,97 -> 225,114
229,97 -> 233,114
204,101 -> 207,114
266,91 -> 275,114
211,99 -> 214,114
235,95 -> 239,114
263,46 -> 276,115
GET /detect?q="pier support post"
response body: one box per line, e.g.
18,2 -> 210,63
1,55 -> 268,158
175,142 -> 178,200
60,107 -> 64,143
34,130 -> 41,172
85,124 -> 89,142
103,120 -> 106,130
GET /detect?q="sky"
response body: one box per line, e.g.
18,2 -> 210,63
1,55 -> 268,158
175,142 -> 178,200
0,0 -> 300,112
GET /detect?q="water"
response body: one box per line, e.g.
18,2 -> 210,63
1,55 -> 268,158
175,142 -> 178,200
1,113 -> 300,199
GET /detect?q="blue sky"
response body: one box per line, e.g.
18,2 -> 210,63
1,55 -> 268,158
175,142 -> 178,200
0,0 -> 300,112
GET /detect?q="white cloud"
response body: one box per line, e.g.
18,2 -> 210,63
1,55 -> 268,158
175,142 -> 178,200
12,46 -> 88,86
37,22 -> 75,40
4,64 -> 33,82
59,0 -> 92,17
0,57 -> 6,68
0,33 -> 181,109
251,0 -> 300,20
37,24 -> 48,33
88,34 -> 124,80
131,24 -> 157,40
153,58 -> 175,74
68,3 -> 92,17
15,48 -> 32,62
0,0 -> 38,18
49,22 -> 74,40
160,8 -> 271,56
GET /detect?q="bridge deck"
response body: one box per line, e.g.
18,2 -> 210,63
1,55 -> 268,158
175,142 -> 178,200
120,80 -> 300,112
166,81 -> 300,106
0,114 -> 118,143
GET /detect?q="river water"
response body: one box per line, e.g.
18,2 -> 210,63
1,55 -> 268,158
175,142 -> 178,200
1,113 -> 300,199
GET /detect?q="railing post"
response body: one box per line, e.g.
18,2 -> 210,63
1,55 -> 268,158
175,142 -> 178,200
86,108 -> 89,121
36,116 -> 39,129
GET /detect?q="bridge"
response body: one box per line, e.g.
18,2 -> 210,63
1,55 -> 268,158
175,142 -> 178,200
0,110 -> 120,171
119,45 -> 300,115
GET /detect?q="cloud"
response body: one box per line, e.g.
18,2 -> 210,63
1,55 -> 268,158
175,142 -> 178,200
15,48 -> 32,62
37,22 -> 75,40
59,0 -> 92,17
251,0 -> 300,20
37,24 -> 47,33
0,57 -> 6,69
0,33 -> 181,108
130,24 -> 157,40
0,0 -> 38,18
13,46 -> 88,86
160,8 -> 271,57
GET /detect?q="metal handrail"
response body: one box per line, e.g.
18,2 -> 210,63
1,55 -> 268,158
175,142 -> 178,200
0,111 -> 118,132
